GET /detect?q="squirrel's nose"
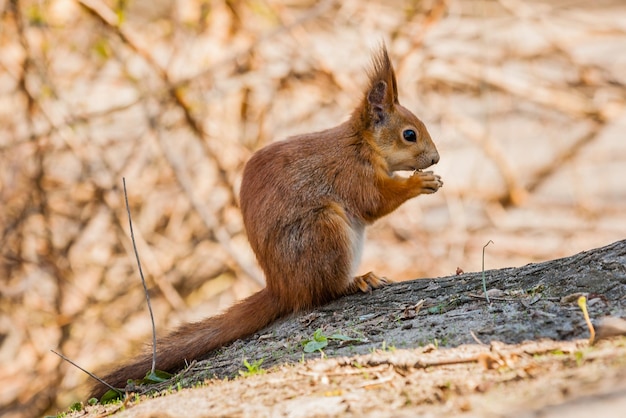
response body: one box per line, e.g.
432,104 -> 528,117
431,152 -> 440,165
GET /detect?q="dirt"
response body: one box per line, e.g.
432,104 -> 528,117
65,239 -> 626,417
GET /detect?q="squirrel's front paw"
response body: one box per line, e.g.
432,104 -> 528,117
411,170 -> 443,194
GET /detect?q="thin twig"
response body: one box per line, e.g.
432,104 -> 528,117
482,240 -> 494,303
577,296 -> 595,345
123,177 -> 157,375
470,330 -> 486,345
51,349 -> 121,395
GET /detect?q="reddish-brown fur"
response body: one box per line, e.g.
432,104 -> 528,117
90,45 -> 442,399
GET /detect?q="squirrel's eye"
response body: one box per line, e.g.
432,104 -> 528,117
403,129 -> 417,142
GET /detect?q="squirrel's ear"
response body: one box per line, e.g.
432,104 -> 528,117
367,80 -> 389,124
363,44 -> 398,125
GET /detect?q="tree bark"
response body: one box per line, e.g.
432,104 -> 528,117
183,239 -> 626,383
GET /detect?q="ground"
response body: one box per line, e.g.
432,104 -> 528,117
64,239 -> 626,417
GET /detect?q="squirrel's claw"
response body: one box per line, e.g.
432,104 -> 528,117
351,271 -> 390,294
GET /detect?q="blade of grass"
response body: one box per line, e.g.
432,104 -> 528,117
123,177 -> 157,374
51,349 -> 122,395
482,240 -> 494,303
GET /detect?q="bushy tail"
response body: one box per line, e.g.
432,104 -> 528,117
90,288 -> 284,399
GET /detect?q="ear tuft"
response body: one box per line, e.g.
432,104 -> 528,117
354,42 -> 400,127
367,43 -> 398,105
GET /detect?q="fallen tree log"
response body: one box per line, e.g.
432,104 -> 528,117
181,238 -> 626,382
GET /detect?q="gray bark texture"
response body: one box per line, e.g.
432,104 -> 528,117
180,238 -> 626,384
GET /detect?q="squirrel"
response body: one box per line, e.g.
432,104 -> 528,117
90,44 -> 442,399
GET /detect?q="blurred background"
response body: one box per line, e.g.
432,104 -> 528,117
1,0 -> 625,416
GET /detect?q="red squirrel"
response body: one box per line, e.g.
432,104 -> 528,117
90,45 -> 442,398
